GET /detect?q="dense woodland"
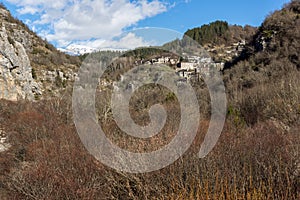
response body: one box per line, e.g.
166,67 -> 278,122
184,20 -> 256,46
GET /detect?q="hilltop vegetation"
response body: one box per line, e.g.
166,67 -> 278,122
183,20 -> 256,62
184,20 -> 256,46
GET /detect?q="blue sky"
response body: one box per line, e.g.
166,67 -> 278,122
1,0 -> 291,50
138,0 -> 291,32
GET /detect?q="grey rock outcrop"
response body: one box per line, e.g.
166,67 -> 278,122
0,5 -> 81,101
0,25 -> 41,101
0,127 -> 10,152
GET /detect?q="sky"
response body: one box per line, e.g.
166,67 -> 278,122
1,0 -> 292,51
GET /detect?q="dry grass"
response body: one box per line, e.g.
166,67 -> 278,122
0,85 -> 298,199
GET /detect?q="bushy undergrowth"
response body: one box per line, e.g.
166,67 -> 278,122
0,86 -> 299,199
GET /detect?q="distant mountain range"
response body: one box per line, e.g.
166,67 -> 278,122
58,44 -> 98,56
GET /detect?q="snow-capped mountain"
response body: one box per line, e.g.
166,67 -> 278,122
58,43 -> 130,56
58,44 -> 98,56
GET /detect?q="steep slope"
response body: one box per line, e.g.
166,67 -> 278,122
0,7 -> 40,100
223,1 -> 300,127
0,4 -> 81,100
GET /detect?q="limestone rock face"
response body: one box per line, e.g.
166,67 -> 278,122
0,5 -> 81,101
0,5 -> 78,101
0,25 -> 41,101
0,127 -> 10,152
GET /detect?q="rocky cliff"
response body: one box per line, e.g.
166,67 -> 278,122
0,8 -> 40,100
0,4 -> 80,101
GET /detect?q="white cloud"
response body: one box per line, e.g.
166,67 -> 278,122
58,32 -> 153,55
7,0 -> 169,49
85,32 -> 152,50
17,6 -> 38,15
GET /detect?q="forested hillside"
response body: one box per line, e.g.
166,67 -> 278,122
184,21 -> 256,62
